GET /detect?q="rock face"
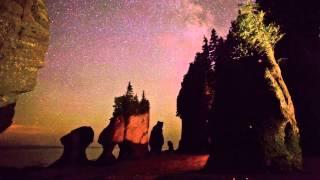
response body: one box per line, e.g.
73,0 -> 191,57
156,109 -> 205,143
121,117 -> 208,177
96,116 -> 124,165
98,112 -> 150,162
149,121 -> 164,154
51,126 -> 94,167
98,83 -> 150,162
118,113 -> 149,159
206,3 -> 302,172
0,0 -> 50,132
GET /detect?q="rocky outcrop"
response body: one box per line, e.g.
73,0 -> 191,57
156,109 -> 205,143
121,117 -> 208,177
118,113 -> 150,159
96,117 -> 124,165
51,126 -> 94,167
206,3 -> 302,172
0,0 -> 50,132
149,121 -> 164,154
0,103 -> 15,133
98,112 -> 150,161
98,83 -> 150,162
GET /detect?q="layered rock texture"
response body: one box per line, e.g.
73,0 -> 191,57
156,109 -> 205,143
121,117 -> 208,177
51,126 -> 94,167
98,83 -> 150,163
0,0 -> 50,132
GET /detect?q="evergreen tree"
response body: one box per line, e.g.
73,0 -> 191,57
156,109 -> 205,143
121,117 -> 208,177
112,82 -> 150,119
139,90 -> 150,114
126,82 -> 134,98
209,29 -> 219,63
177,35 -> 218,153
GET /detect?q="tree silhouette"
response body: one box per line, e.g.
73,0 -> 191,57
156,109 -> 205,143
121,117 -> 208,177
139,91 -> 150,114
112,82 -> 150,118
177,35 -> 218,153
209,29 -> 219,63
126,82 -> 134,97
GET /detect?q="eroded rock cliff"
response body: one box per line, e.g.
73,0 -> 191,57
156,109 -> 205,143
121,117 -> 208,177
0,0 -> 50,132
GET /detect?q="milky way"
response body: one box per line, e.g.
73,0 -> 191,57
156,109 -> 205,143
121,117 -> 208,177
1,0 -> 245,146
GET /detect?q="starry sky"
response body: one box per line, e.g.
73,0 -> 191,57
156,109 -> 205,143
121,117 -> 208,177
0,0 -> 245,147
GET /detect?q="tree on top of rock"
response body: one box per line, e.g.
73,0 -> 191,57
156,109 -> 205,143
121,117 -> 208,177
112,82 -> 150,119
176,34 -> 219,153
234,2 -> 301,170
257,0 -> 320,156
206,2 -> 302,171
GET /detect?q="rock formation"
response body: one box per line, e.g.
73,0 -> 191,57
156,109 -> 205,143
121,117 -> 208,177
206,3 -> 302,172
118,113 -> 149,159
98,83 -> 150,162
149,121 -> 164,154
167,141 -> 174,152
257,0 -> 320,156
51,126 -> 94,167
0,0 -> 50,132
0,103 -> 15,133
96,116 -> 124,165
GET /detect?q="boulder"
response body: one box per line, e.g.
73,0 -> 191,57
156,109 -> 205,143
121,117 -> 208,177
51,126 -> 94,167
0,0 -> 50,132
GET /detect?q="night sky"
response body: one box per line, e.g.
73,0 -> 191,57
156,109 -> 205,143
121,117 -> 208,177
0,0 -> 245,147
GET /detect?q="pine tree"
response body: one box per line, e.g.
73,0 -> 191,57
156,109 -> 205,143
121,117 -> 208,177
112,82 -> 150,118
177,35 -> 217,153
209,29 -> 219,63
142,90 -> 146,100
126,82 -> 134,98
139,90 -> 150,114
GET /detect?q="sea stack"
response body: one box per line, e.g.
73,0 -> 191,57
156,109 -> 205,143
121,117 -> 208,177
98,82 -> 150,162
51,126 -> 94,167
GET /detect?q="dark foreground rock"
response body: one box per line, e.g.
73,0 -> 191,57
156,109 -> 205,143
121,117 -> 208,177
0,103 -> 15,133
96,120 -> 118,165
51,126 -> 94,167
149,121 -> 164,154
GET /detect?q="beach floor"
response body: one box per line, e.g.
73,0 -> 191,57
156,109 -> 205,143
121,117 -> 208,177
1,154 -> 320,179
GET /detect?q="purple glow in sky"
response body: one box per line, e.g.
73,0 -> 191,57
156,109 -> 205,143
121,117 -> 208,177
1,0 -> 245,147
